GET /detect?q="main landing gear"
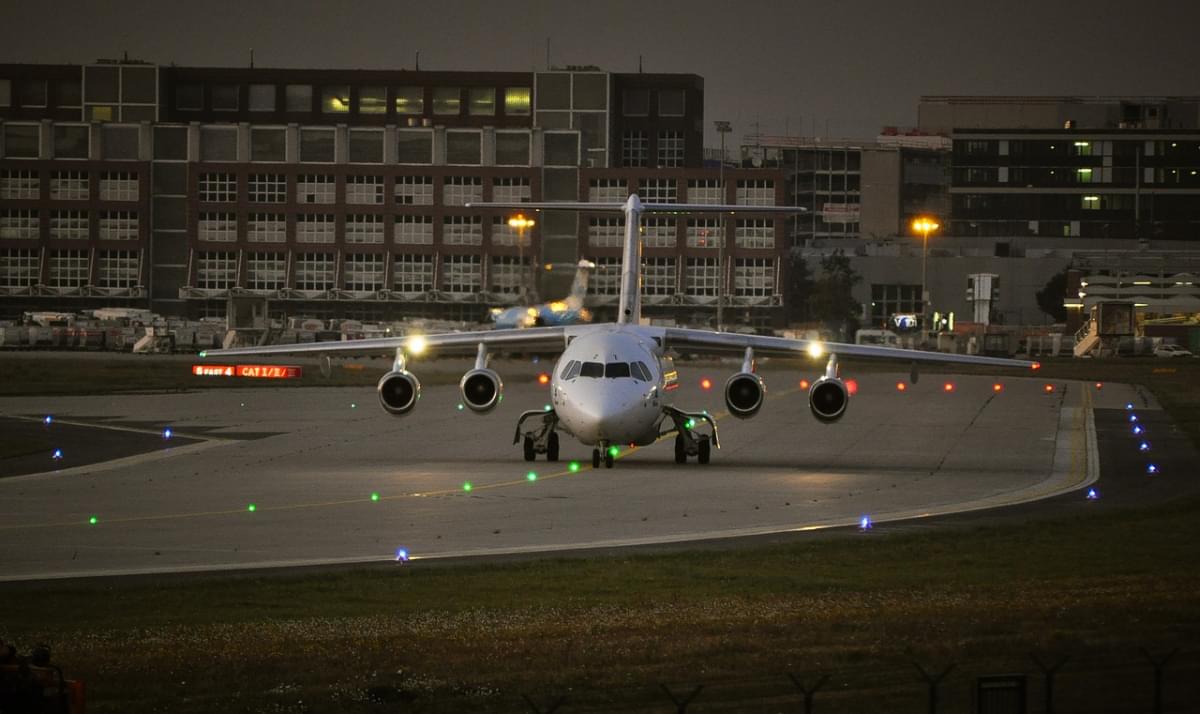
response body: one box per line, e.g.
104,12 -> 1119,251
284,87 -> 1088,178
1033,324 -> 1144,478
663,406 -> 719,465
513,408 -> 559,462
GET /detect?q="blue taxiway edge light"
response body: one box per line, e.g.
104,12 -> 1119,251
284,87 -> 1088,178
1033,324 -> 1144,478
1086,488 -> 1099,500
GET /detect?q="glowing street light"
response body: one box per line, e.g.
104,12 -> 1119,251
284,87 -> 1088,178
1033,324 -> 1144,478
508,214 -> 536,301
911,216 -> 940,339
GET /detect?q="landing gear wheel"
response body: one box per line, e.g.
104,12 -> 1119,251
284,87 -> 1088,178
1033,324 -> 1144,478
547,432 -> 560,462
604,450 -> 615,469
674,434 -> 687,464
523,436 -> 536,462
697,436 -> 711,465
592,448 -> 601,469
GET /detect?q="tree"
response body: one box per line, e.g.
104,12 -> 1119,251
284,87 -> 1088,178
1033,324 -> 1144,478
1036,268 -> 1069,323
808,251 -> 862,338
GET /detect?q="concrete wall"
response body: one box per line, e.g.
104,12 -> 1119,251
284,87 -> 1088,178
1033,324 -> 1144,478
860,148 -> 900,239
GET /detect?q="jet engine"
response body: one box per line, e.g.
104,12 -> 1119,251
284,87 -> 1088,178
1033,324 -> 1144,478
460,368 -> 503,413
724,372 -> 766,419
377,370 -> 421,416
808,376 -> 849,423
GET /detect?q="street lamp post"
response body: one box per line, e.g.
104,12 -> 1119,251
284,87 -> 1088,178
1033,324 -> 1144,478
509,214 -> 535,302
911,216 -> 939,339
714,120 -> 732,332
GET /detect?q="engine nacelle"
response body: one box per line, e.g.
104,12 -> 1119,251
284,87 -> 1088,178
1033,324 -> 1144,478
377,370 -> 421,416
808,376 -> 849,423
724,372 -> 766,419
460,368 -> 503,413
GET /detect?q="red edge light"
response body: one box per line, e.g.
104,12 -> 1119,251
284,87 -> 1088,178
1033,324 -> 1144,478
896,381 -> 907,391
845,379 -> 858,395
537,373 -> 550,386
799,379 -> 810,390
943,382 -> 955,392
993,383 -> 1003,392
1031,361 -> 1042,370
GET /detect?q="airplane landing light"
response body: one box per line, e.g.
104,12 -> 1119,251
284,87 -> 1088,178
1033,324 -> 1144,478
859,515 -> 873,531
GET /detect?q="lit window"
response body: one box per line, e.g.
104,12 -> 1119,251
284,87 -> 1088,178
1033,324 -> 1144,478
322,85 -> 350,113
468,88 -> 495,116
394,86 -> 423,115
686,219 -> 722,248
504,87 -> 531,115
432,87 -> 461,115
359,86 -> 387,114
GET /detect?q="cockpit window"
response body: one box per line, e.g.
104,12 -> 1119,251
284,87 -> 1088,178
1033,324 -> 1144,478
630,361 -> 651,381
579,361 -> 604,378
561,360 -> 582,380
604,362 -> 631,379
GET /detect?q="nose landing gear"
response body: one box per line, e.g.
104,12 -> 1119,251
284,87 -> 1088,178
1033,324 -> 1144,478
592,442 -> 615,469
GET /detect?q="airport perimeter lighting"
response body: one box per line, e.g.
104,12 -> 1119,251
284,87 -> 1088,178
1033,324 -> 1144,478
1129,414 -> 1138,423
859,515 -> 873,530
162,428 -> 173,439
1132,425 -> 1144,435
911,216 -> 940,335
1139,442 -> 1151,452
395,548 -> 410,562
715,120 -> 732,332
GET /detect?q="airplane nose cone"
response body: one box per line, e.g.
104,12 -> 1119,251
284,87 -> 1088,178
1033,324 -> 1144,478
567,383 -> 635,440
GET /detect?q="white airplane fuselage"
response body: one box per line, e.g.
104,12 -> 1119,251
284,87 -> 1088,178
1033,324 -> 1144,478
550,325 -> 668,447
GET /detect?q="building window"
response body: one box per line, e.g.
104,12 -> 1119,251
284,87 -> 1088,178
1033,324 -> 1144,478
344,253 -> 385,292
393,254 -> 433,293
444,176 -> 483,206
447,131 -> 483,165
97,250 -> 138,289
297,174 -> 335,204
349,129 -> 384,163
199,125 -> 237,161
53,125 -> 90,159
249,84 -> 275,112
642,257 -> 677,297
211,85 -> 239,111
99,172 -> 138,201
346,214 -> 384,244
299,128 -> 335,162
490,256 -> 526,294
442,254 -> 481,293
964,140 -> 992,155
247,213 -> 286,243
592,257 -> 621,296
346,175 -> 384,205
589,178 -> 627,203
687,179 -> 721,204
395,215 -> 433,244
296,214 -> 336,243
395,175 -> 434,205
1076,168 -> 1098,184
199,173 -> 237,202
396,129 -> 433,164
321,85 -> 350,113
504,87 -> 531,115
622,89 -> 649,117
621,131 -> 647,167
359,86 -> 387,114
50,210 -> 89,240
496,131 -> 531,165
394,87 -> 423,115
735,219 -> 774,249
657,130 -> 684,167
50,171 -> 89,200
642,218 -> 676,248
0,79 -> 11,107
1,169 -> 39,199
197,252 -> 237,290
248,173 -> 287,203
250,127 -> 286,162
685,257 -> 718,298
295,253 -> 334,291
686,219 -> 722,248
175,84 -> 203,111
1,249 -> 39,289
0,210 -> 38,240
100,125 -> 139,160
50,250 -> 89,288
870,284 -> 921,324
198,212 -> 238,242
589,217 -> 625,248
734,258 -> 775,298
468,87 -> 496,116
658,89 -> 685,117
3,124 -> 40,158
247,252 -> 286,290
639,178 -> 676,202
493,177 -> 530,203
736,179 -> 775,206
442,215 -> 482,245
432,87 -> 461,115
285,84 -> 312,112
98,211 -> 138,241
490,217 -> 520,246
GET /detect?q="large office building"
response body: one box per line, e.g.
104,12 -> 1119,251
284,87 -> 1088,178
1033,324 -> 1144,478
0,60 -> 789,326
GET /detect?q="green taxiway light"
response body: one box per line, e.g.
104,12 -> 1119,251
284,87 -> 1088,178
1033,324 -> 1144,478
568,461 -> 580,473
199,351 -> 207,358
88,516 -> 97,525
526,471 -> 537,482
247,503 -> 257,512
463,481 -> 473,492
457,403 -> 465,411
371,492 -> 380,501
608,445 -> 620,457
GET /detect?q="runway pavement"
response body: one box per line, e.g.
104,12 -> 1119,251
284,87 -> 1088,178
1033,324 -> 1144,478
0,366 -> 1132,581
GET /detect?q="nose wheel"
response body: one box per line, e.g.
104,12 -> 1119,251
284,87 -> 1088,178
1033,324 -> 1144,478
592,443 -> 615,469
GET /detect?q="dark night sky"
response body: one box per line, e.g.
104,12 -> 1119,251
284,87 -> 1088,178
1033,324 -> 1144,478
3,0 -> 1197,144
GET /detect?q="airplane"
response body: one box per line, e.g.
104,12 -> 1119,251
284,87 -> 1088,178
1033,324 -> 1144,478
200,194 -> 1036,470
489,259 -> 596,329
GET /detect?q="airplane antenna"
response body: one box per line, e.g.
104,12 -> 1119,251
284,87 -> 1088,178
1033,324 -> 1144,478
415,51 -> 420,71
249,48 -> 254,69
638,55 -> 643,73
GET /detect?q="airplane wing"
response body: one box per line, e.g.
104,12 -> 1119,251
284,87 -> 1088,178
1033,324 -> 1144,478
662,327 -> 1038,369
200,325 -> 569,359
